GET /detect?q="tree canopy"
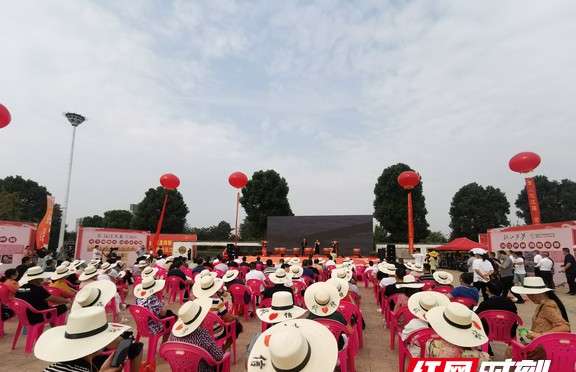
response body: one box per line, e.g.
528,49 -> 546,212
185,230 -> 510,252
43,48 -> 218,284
189,221 -> 232,241
131,187 -> 189,233
240,170 -> 293,239
423,231 -> 448,244
449,182 -> 510,240
515,176 -> 576,224
373,163 -> 429,242
80,210 -> 133,229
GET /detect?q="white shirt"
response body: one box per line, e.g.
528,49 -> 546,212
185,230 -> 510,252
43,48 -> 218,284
413,253 -> 425,267
400,318 -> 429,356
514,257 -> 526,275
214,263 -> 229,272
539,257 -> 554,271
325,259 -> 336,267
534,254 -> 542,265
379,277 -> 396,288
245,270 -> 266,282
472,259 -> 493,283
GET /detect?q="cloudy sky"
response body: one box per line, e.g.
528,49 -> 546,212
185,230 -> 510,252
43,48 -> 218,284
1,0 -> 575,236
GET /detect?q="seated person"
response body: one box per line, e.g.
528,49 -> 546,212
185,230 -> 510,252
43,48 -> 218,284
245,262 -> 266,282
222,269 -> 244,286
378,263 -> 397,288
263,259 -> 276,275
50,265 -> 78,298
432,270 -> 454,289
262,269 -> 293,299
418,263 -> 435,281
1,268 -> 20,297
168,257 -> 194,298
450,272 -> 479,303
134,277 -> 175,340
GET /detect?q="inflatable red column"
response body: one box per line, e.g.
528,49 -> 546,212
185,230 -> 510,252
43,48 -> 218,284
509,152 -> 542,224
398,170 -> 421,254
152,173 -> 180,255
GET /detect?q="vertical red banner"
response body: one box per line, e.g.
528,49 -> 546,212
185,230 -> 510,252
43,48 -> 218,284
525,177 -> 541,224
152,193 -> 169,254
35,195 -> 55,250
407,191 -> 414,254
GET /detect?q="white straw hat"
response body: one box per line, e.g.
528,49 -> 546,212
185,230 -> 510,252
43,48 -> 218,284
289,265 -> 304,279
19,266 -> 52,285
396,274 -> 425,289
136,261 -> 148,268
72,280 -> 117,310
326,277 -> 349,299
192,274 -> 224,298
257,291 -> 306,324
140,266 -> 159,279
247,319 -> 337,372
222,269 -> 239,283
269,268 -> 292,285
426,302 -> 487,348
199,269 -> 217,279
134,277 -> 165,299
78,265 -> 99,281
304,282 -> 340,317
378,263 -> 396,275
34,307 -> 130,363
407,292 -> 450,321
51,265 -> 75,281
61,261 -> 71,268
99,262 -> 112,273
331,268 -> 352,282
511,276 -> 552,295
172,298 -> 212,338
433,271 -> 454,285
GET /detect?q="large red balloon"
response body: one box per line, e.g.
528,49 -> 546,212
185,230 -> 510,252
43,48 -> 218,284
229,171 -> 248,189
398,170 -> 421,190
0,104 -> 11,129
509,152 -> 541,173
160,173 -> 180,190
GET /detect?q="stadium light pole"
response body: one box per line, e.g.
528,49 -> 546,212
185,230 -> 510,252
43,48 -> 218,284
57,113 -> 86,256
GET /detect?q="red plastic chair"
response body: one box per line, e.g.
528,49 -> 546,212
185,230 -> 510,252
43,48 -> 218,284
451,296 -> 477,309
432,285 -> 453,294
246,279 -> 264,306
116,281 -> 128,304
420,280 -> 436,291
9,298 -> 60,353
398,328 -> 440,372
478,310 -> 523,351
385,293 -> 408,327
354,265 -> 366,282
44,286 -> 65,299
389,305 -> 416,351
134,275 -> 143,286
214,269 -> 225,278
227,284 -> 253,320
303,276 -> 315,287
362,269 -> 373,288
105,296 -> 119,322
371,276 -> 380,301
129,305 -> 176,364
511,332 -> 576,371
316,318 -> 356,372
291,281 -> 307,307
166,276 -> 188,304
348,291 -> 361,308
238,266 -> 249,280
339,300 -> 364,350
258,297 -> 272,308
202,312 -> 237,364
160,342 -> 231,372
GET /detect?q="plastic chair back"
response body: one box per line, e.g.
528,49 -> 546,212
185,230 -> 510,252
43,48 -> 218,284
258,298 -> 272,308
398,328 -> 440,372
246,279 -> 264,297
45,286 -> 64,298
354,265 -> 366,281
160,341 -> 230,372
228,283 -> 251,320
315,318 -> 354,372
9,298 -> 56,352
389,305 -> 416,350
421,280 -> 436,291
512,333 -> 576,371
478,310 -> 523,345
166,276 -> 187,304
129,305 -> 163,338
431,285 -> 452,294
451,296 -> 477,309
0,283 -> 13,303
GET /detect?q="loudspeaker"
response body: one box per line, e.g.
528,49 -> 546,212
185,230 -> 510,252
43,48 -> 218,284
377,248 -> 386,261
386,244 -> 396,262
226,243 -> 237,260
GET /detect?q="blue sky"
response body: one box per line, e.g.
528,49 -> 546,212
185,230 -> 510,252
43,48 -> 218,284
1,0 -> 575,236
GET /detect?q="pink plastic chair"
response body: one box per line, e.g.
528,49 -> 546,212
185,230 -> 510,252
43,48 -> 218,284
227,283 -> 253,320
9,298 -> 59,353
133,275 -> 143,286
451,296 -> 477,309
0,284 -> 8,336
116,281 -> 128,304
160,342 -> 231,372
316,318 -> 356,372
420,280 -> 436,291
339,300 -> 364,350
398,328 -> 440,372
371,276 -> 380,301
258,297 -> 272,308
202,312 -> 237,364
389,305 -> 416,350
214,269 -> 225,278
432,285 -> 453,294
478,310 -> 523,351
385,293 -> 408,327
348,291 -> 361,308
246,279 -> 264,306
44,286 -> 65,299
129,305 -> 176,364
291,281 -> 307,307
105,296 -> 119,322
166,276 -> 189,304
354,265 -> 366,282
362,269 -> 373,288
511,332 -> 576,370
238,266 -> 249,280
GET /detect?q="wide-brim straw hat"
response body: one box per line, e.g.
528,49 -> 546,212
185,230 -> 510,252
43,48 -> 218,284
247,319 -> 337,372
172,297 -> 212,338
304,282 -> 340,317
72,280 -> 117,310
134,277 -> 165,299
288,265 -> 304,279
511,276 -> 553,295
426,302 -> 488,348
199,269 -> 217,279
407,291 -> 450,321
257,291 -> 306,324
433,271 -> 454,285
470,248 -> 487,255
19,266 -> 52,285
396,274 -> 425,289
192,274 -> 224,298
140,266 -> 159,279
136,261 -> 149,268
99,262 -> 112,273
72,260 -> 86,270
378,263 -> 396,275
51,265 -> 75,281
34,307 -> 130,363
223,269 -> 240,283
326,277 -> 349,299
269,268 -> 292,285
428,251 -> 439,258
78,265 -> 99,281
331,268 -> 352,282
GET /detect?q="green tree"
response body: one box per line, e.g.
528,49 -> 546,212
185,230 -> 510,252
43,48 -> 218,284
373,163 -> 429,242
191,221 -> 232,241
449,183 -> 510,240
0,191 -> 22,220
240,170 -> 294,239
131,187 -> 189,233
80,215 -> 105,227
515,176 -> 576,224
423,231 -> 448,244
373,224 -> 389,243
103,210 -> 133,229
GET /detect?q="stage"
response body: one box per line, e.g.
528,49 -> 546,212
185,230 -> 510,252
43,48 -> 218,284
237,255 -> 375,265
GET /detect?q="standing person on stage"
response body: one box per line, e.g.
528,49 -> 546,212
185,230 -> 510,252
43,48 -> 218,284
539,252 -> 555,289
497,250 -> 516,300
533,250 -> 542,277
561,247 -> 576,295
314,239 -> 321,255
300,237 -> 308,256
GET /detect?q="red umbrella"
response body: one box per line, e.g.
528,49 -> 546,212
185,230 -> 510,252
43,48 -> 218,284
435,237 -> 487,252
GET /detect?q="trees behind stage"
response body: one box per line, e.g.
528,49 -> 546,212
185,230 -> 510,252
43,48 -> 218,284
130,187 -> 189,233
515,176 -> 576,224
80,210 -> 133,229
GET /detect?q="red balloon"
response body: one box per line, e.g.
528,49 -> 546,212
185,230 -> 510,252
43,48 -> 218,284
509,152 -> 541,173
0,104 -> 11,129
160,173 -> 180,190
397,170 -> 421,190
229,171 -> 248,189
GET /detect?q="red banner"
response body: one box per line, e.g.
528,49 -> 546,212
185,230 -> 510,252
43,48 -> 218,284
407,192 -> 414,254
35,195 -> 54,251
525,177 -> 541,224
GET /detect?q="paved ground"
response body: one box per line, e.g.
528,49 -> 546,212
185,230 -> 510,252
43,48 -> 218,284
2,276 -> 576,371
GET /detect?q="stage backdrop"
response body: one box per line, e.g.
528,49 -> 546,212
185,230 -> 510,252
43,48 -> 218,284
0,220 -> 36,270
267,215 -> 373,256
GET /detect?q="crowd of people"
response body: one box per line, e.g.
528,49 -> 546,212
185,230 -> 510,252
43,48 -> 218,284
0,247 -> 572,371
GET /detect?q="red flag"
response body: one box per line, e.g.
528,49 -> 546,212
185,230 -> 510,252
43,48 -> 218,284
35,195 -> 55,250
525,177 -> 542,224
